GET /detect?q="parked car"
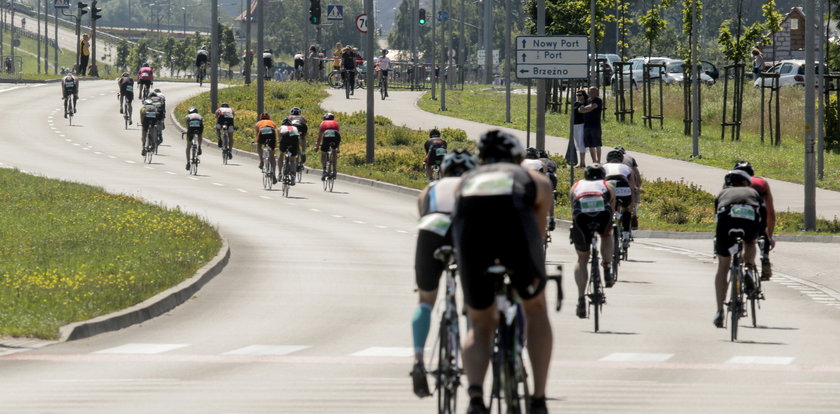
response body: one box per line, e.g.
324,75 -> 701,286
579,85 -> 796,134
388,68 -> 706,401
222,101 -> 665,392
662,60 -> 715,86
701,60 -> 719,80
753,60 -> 829,88
609,56 -> 670,89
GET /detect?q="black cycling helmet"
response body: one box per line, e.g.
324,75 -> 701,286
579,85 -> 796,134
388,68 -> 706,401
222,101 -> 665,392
382,49 -> 388,54
441,149 -> 478,178
525,147 -> 539,160
733,161 -> 754,177
260,112 -> 271,120
323,113 -> 335,120
221,102 -> 230,108
280,118 -> 292,126
538,149 -> 549,159
606,149 -> 624,163
614,145 -> 626,154
584,163 -> 606,180
122,72 -> 130,77
477,130 -> 524,164
429,128 -> 441,138
154,88 -> 161,93
290,107 -> 301,116
724,169 -> 752,187
188,106 -> 198,114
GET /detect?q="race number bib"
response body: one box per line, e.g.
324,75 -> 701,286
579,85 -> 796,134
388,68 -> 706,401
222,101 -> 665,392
729,204 -> 756,221
323,129 -> 337,138
417,213 -> 452,237
65,81 -> 75,88
260,126 -> 274,135
145,110 -> 157,118
125,84 -> 133,92
461,171 -> 514,197
579,196 -> 606,213
435,147 -> 447,157
612,185 -> 632,197
189,120 -> 202,128
224,112 -> 234,119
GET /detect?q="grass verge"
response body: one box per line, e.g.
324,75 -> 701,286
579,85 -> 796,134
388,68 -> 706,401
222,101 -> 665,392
0,168 -> 222,339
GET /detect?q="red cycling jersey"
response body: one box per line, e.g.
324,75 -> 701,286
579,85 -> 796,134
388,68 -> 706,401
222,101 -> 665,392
750,176 -> 769,197
320,120 -> 340,132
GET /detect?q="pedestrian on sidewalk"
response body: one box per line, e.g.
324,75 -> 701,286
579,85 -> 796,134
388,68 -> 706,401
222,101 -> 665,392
578,86 -> 604,163
572,89 -> 588,168
751,47 -> 764,79
79,33 -> 90,76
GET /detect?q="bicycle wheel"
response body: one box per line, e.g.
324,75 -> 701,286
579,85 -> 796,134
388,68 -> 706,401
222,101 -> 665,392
612,227 -> 621,281
345,77 -> 351,99
498,323 -> 526,414
750,271 -> 761,328
729,272 -> 741,342
436,319 -> 457,414
144,133 -> 154,164
591,248 -> 602,332
380,81 -> 386,100
328,71 -> 342,88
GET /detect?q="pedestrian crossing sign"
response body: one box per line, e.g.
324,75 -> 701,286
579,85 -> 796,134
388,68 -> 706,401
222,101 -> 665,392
327,5 -> 344,21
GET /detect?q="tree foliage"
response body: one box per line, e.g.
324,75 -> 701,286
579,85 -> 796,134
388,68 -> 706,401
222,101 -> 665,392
638,0 -> 675,58
676,0 -> 702,63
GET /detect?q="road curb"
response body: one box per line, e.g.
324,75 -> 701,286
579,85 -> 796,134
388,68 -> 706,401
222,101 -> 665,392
58,238 -> 231,342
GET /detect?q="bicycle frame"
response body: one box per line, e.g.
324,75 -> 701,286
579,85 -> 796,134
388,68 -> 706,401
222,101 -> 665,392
487,265 -> 528,414
727,237 -> 746,341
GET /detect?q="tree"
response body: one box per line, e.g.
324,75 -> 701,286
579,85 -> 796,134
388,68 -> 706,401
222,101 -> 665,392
677,0 -> 702,63
638,0 -> 675,58
116,40 -> 130,71
616,0 -> 633,59
128,40 -> 150,72
761,0 -> 784,64
220,23 -> 239,77
161,37 -> 177,77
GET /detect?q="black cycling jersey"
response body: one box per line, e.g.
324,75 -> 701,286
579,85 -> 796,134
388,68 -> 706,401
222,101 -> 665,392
714,186 -> 764,256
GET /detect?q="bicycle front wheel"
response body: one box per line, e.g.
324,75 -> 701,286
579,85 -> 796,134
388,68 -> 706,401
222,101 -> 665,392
729,274 -> 741,342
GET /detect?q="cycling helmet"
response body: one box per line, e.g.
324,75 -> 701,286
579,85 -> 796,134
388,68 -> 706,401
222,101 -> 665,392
280,118 -> 292,126
477,130 -> 524,164
122,72 -> 130,77
143,99 -> 153,105
429,128 -> 441,138
724,169 -> 752,187
148,92 -> 157,98
154,88 -> 161,93
538,149 -> 549,159
606,149 -> 624,163
382,49 -> 389,55
525,147 -> 539,160
584,163 -> 606,180
614,145 -> 626,154
323,113 -> 335,120
733,161 -> 754,177
188,106 -> 198,114
200,45 -> 207,50
441,149 -> 478,178
259,112 -> 271,120
290,107 -> 301,116
221,103 -> 230,108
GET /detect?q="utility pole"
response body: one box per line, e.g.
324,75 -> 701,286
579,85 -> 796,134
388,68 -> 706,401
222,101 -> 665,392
482,0 -> 491,83
817,0 -> 825,179
431,0 -> 436,100
256,0 -> 264,115
803,0 -> 816,230
245,0 -> 251,84
365,0 -> 375,163
589,0 -> 596,85
37,0 -> 41,74
535,0 -> 546,150
459,0 -> 464,86
504,0 -> 510,122
90,0 -> 102,77
44,0 -> 49,74
691,0 -> 699,157
412,0 -> 418,89
211,0 -> 219,113
440,0 -> 447,110
54,10 -> 58,74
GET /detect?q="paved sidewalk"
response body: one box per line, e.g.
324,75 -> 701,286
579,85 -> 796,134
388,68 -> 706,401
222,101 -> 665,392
323,89 -> 840,219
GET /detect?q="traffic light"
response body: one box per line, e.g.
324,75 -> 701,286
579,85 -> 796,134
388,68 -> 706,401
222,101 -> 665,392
309,0 -> 321,24
91,0 -> 102,20
78,1 -> 89,16
418,8 -> 426,25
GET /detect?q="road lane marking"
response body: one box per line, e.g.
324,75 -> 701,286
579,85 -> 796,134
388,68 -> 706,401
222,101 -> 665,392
726,356 -> 795,365
353,220 -> 366,224
124,160 -> 136,164
165,171 -> 176,175
600,353 -> 674,363
188,177 -> 199,181
375,225 -> 388,229
73,143 -> 80,146
396,230 -> 408,233
259,195 -> 272,200
212,182 -> 224,186
94,343 -> 188,354
310,208 -> 321,212
332,214 -> 344,218
108,155 -> 117,159
223,345 -> 310,356
351,347 -> 414,357
237,188 -> 248,193
94,151 -> 102,155
144,166 -> 154,170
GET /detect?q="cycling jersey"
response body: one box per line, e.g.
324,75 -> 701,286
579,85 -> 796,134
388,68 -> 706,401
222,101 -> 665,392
140,102 -> 158,127
521,159 -> 544,172
341,50 -> 357,70
319,120 -> 339,133
256,119 -> 277,149
118,77 -> 134,96
288,115 -> 308,135
424,138 -> 448,165
61,75 -> 77,97
138,66 -> 153,81
278,125 -> 300,156
150,97 -> 164,121
570,178 -> 613,252
452,163 -> 546,310
750,176 -> 769,197
603,163 -> 633,207
196,50 -> 209,66
714,186 -> 764,257
185,113 -> 204,139
415,177 -> 461,292
216,107 -> 235,126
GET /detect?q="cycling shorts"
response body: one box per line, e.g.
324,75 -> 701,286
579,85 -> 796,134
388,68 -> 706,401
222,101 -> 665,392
217,118 -> 234,128
187,127 -> 202,141
380,69 -> 390,78
279,134 -> 300,156
320,134 -> 341,152
570,210 -> 612,252
714,212 -> 760,257
63,88 -> 76,98
258,133 -> 276,150
141,117 -> 157,130
138,79 -> 152,87
263,57 -> 273,67
121,91 -> 134,101
415,229 -> 449,292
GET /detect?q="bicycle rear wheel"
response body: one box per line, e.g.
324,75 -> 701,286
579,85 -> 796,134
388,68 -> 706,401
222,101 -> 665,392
612,227 -> 621,282
750,272 -> 761,327
591,250 -> 602,332
729,274 -> 740,342
328,71 -> 343,88
436,319 -> 459,414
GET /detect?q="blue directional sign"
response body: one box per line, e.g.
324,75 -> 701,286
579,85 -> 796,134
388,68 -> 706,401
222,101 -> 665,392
327,5 -> 344,21
437,11 -> 449,22
54,0 -> 70,9
515,35 -> 589,79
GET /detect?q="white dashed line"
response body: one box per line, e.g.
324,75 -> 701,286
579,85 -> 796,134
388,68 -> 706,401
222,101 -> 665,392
94,151 -> 102,155
310,208 -> 321,212
144,166 -> 155,170
212,182 -> 224,186
259,196 -> 272,200
188,177 -> 199,181
353,220 -> 366,224
73,143 -> 80,146
332,214 -> 344,218
375,225 -> 388,229
237,188 -> 248,193
108,155 -> 117,159
165,171 -> 176,175
64,139 -> 72,142
82,148 -> 90,151
396,230 -> 408,234
124,160 -> 136,164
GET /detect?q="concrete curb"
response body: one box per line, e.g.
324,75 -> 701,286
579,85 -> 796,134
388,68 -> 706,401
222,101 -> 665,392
58,239 -> 230,341
0,78 -> 62,84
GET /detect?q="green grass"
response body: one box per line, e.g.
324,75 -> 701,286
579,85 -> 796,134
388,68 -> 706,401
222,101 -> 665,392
0,168 -> 222,339
417,83 -> 840,191
0,27 -> 116,79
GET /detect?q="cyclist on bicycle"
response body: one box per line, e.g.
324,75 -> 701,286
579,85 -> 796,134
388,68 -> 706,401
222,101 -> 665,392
195,45 -> 209,79
277,118 -> 300,185
410,149 -> 478,398
316,113 -> 341,181
262,49 -> 274,80
137,62 -> 153,99
340,46 -> 358,95
255,113 -> 278,184
215,103 -> 235,154
61,72 -> 79,118
713,170 -> 765,328
614,145 -> 642,229
139,98 -> 158,156
733,161 -> 776,281
423,129 -> 448,181
184,106 -> 204,171
117,72 -> 134,123
521,148 -> 557,233
523,147 -> 558,191
377,49 -> 391,97
604,149 -> 638,241
570,164 -> 617,319
148,92 -> 165,144
452,130 -> 554,414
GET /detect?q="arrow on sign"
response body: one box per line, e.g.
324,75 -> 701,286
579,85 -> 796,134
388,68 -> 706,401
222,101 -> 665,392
519,69 -> 528,73
521,39 -> 526,48
521,53 -> 526,62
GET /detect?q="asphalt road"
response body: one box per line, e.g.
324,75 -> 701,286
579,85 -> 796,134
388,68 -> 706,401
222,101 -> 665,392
0,83 -> 838,413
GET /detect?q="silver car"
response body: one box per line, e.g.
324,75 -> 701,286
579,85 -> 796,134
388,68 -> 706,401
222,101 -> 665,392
662,60 -> 715,86
753,60 -> 827,88
609,57 -> 670,89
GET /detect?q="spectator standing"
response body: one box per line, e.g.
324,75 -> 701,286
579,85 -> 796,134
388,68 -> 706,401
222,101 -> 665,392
751,48 -> 764,79
79,34 -> 91,76
572,89 -> 588,168
578,87 -> 604,163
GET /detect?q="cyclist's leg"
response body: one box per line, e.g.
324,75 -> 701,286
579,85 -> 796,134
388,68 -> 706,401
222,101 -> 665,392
521,290 -> 552,399
571,216 -> 592,295
63,96 -> 68,117
412,230 -> 445,364
277,136 -> 287,173
185,132 -> 192,164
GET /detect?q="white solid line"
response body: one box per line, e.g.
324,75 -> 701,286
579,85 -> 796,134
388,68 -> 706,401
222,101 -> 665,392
222,345 -> 310,356
351,347 -> 414,357
94,343 -> 189,355
237,188 -> 248,193
600,353 -> 674,363
726,356 -> 795,365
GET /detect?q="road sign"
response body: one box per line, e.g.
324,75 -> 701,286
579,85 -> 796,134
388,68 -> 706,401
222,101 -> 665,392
54,0 -> 70,8
355,14 -> 368,33
476,49 -> 499,66
515,35 -> 588,79
447,48 -> 456,58
437,11 -> 449,22
327,5 -> 343,21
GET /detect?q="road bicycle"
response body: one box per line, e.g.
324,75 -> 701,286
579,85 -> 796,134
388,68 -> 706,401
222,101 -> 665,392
725,229 -> 760,341
429,245 -> 462,414
279,149 -> 297,198
138,81 -> 151,101
344,69 -> 355,99
143,123 -> 158,164
323,145 -> 337,192
582,224 -> 607,333
259,142 -> 274,190
610,212 -> 626,284
296,150 -> 305,183
65,96 -> 75,125
751,236 -> 769,327
196,63 -> 207,86
182,131 -> 201,175
378,71 -> 388,100
487,264 -> 562,414
220,128 -> 233,165
119,93 -> 133,129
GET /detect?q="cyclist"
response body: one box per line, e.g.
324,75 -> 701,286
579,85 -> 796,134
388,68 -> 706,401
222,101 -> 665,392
117,72 -> 134,124
377,49 -> 391,97
184,106 -> 204,171
148,92 -> 165,144
733,161 -> 775,280
423,129 -> 448,181
288,108 -> 308,167
316,112 -> 341,181
60,71 -> 79,118
137,62 -> 153,100
570,164 -> 617,319
277,118 -> 300,185
139,98 -> 158,156
522,148 -> 557,233
452,130 -> 554,414
332,42 -> 343,74
195,45 -> 209,81
604,149 -> 637,241
255,113 -> 278,184
262,49 -> 274,80
713,170 -> 764,328
215,103 -> 235,157
410,149 -> 478,398
613,145 -> 642,229
340,45 -> 357,95
153,88 -> 166,116
293,52 -> 305,80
